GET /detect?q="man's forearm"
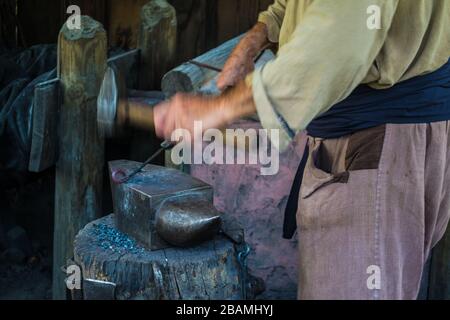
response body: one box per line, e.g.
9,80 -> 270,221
232,22 -> 271,60
214,22 -> 269,122
217,22 -> 271,90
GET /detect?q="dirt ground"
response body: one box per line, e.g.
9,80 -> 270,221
0,257 -> 52,300
0,170 -> 54,300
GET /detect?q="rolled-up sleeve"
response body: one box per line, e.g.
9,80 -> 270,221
258,0 -> 287,43
251,0 -> 399,151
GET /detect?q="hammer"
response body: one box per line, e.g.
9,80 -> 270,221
97,65 -> 173,183
97,61 -> 258,183
97,65 -> 166,138
97,62 -> 240,184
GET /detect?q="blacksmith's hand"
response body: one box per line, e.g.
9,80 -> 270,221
154,81 -> 257,142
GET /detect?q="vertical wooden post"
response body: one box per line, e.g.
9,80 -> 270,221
138,0 -> 177,90
53,16 -> 107,299
129,0 -> 177,165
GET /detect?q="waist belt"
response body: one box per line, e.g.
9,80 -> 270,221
283,58 -> 450,239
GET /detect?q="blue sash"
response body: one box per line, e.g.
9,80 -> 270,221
306,59 -> 450,138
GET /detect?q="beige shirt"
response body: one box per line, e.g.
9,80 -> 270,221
249,0 -> 450,151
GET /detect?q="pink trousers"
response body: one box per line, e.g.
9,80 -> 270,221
298,122 -> 450,299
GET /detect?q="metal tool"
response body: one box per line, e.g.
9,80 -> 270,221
83,278 -> 117,300
188,60 -> 223,73
97,44 -> 274,139
111,140 -> 173,184
237,243 -> 251,300
97,65 -> 165,138
97,65 -> 172,184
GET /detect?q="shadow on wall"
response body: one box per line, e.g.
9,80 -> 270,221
190,121 -> 306,300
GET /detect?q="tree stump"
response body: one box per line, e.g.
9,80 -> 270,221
73,215 -> 244,300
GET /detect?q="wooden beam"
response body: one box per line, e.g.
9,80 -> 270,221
161,35 -> 242,98
53,15 -> 107,300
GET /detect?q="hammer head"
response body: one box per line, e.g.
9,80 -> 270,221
97,65 -> 166,138
97,65 -> 127,138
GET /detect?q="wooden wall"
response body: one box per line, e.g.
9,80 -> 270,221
12,0 -> 272,62
0,0 -> 19,47
16,0 -> 107,46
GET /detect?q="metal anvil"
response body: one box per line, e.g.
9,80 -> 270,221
109,160 -> 222,250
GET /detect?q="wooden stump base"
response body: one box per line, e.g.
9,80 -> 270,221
74,215 -> 244,300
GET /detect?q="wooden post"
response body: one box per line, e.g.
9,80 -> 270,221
138,0 -> 177,90
53,16 -> 107,300
128,0 -> 177,165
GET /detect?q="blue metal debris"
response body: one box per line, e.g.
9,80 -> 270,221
91,223 -> 145,255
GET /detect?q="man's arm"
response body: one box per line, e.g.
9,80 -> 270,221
257,0 -> 287,43
154,0 -> 287,139
155,0 -> 398,149
154,81 -> 255,141
251,0 -> 399,150
216,23 -> 270,91
216,0 -> 286,90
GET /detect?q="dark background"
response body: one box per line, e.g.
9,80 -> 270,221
1,0 -> 273,63
0,0 -> 273,300
0,0 -> 448,300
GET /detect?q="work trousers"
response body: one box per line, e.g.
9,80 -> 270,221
297,122 -> 450,299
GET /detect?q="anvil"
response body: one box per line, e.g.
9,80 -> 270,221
109,160 -> 222,250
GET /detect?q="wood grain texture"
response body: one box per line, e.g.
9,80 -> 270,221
74,215 -> 243,300
28,79 -> 59,172
107,0 -> 148,49
17,0 -> 108,46
53,16 -> 107,300
15,0 -> 268,53
216,0 -> 272,44
138,0 -> 177,90
168,0 -> 208,65
161,35 -> 242,98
